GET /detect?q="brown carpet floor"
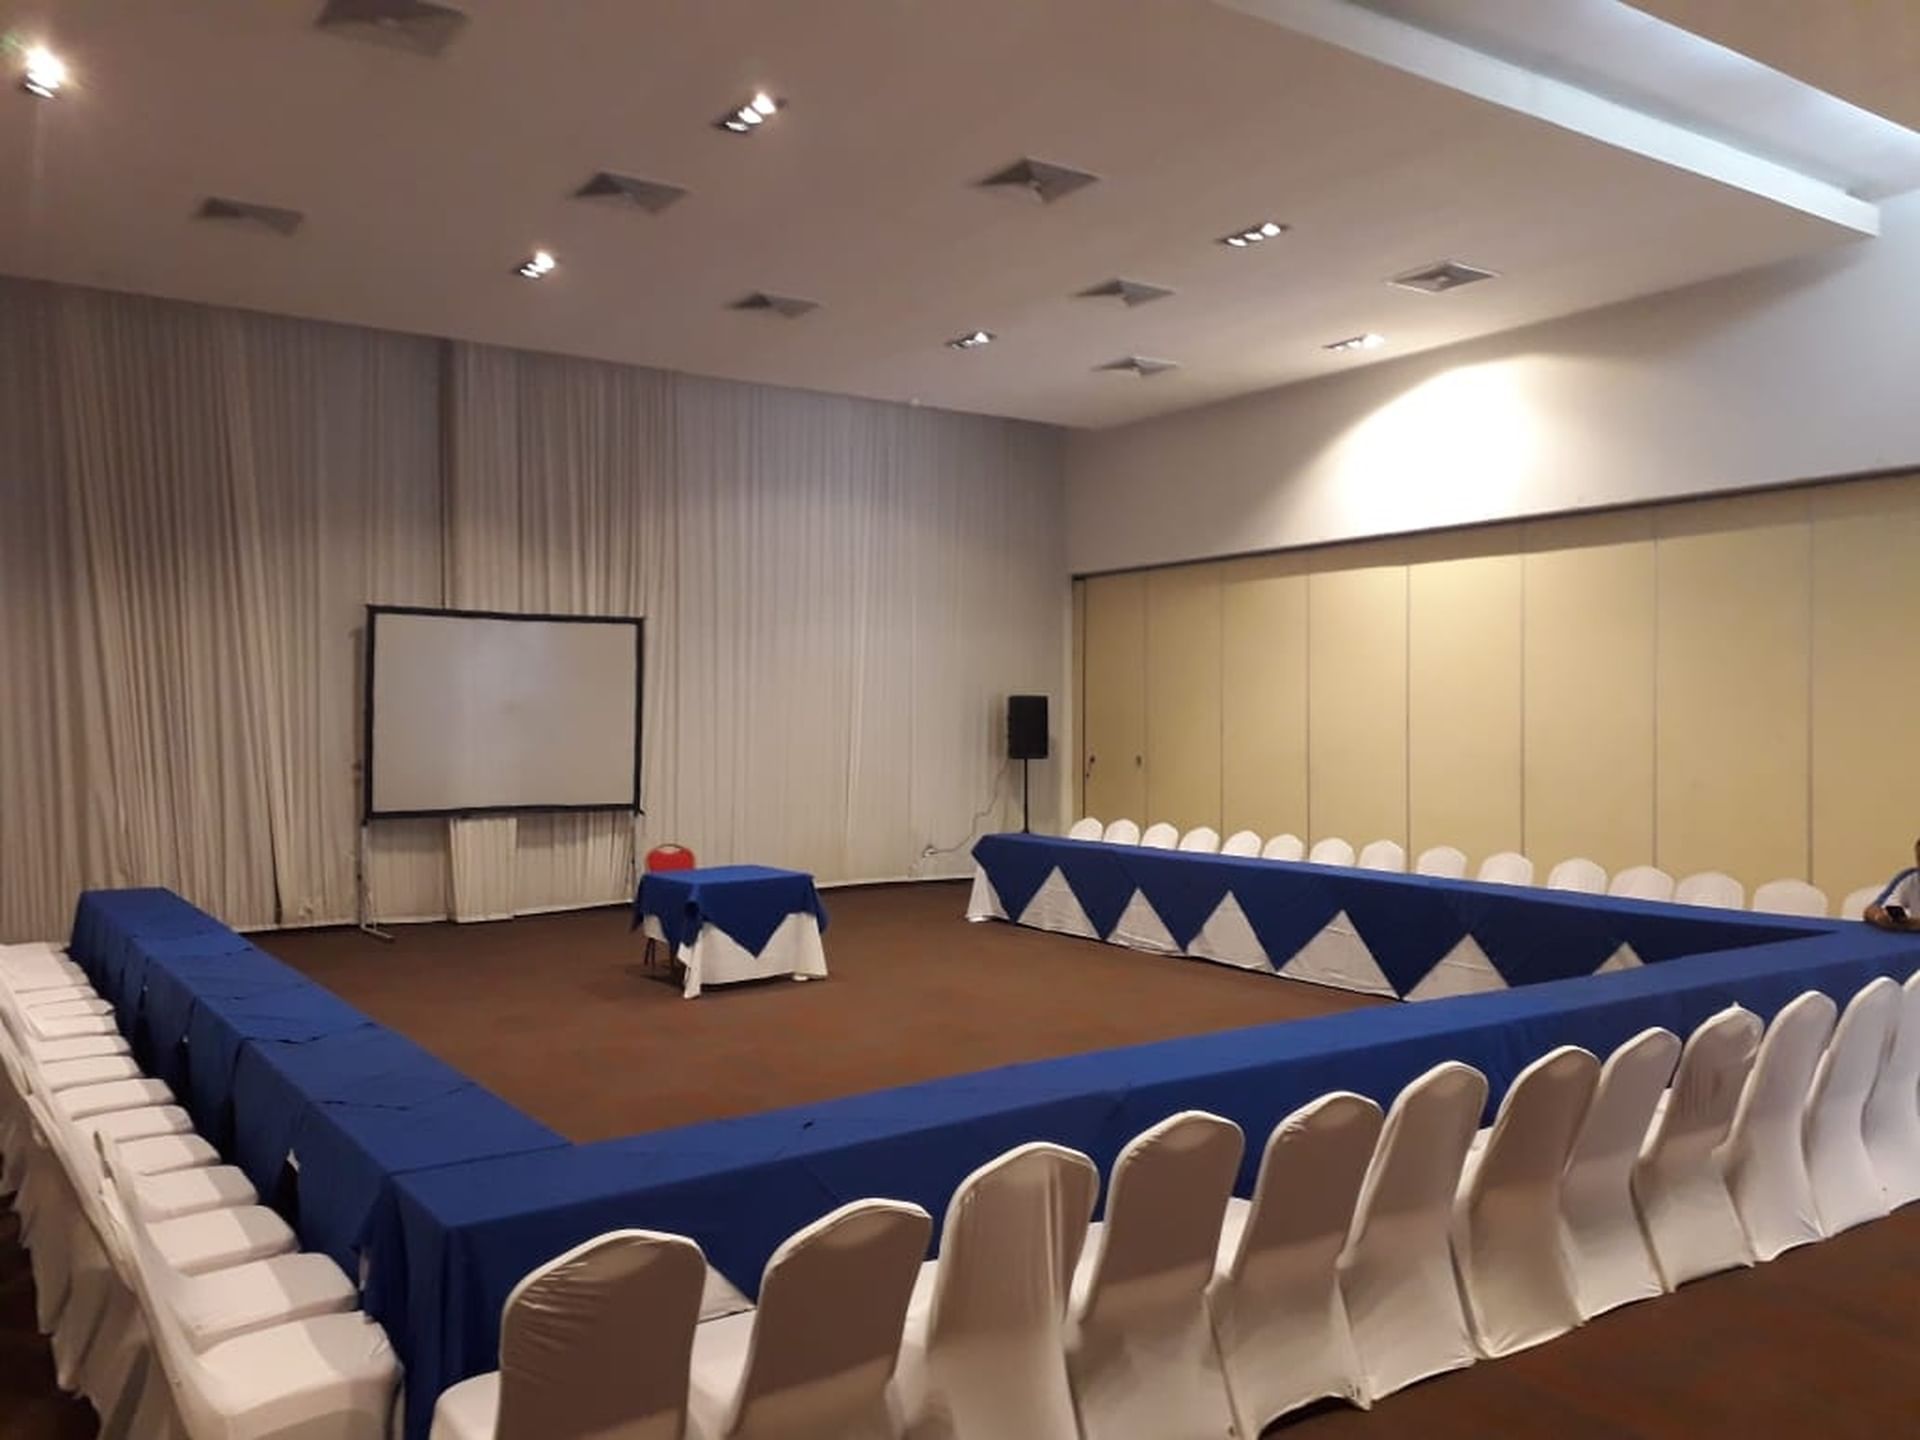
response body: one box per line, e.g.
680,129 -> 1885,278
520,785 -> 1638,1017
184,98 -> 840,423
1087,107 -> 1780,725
7,879 -> 1919,1437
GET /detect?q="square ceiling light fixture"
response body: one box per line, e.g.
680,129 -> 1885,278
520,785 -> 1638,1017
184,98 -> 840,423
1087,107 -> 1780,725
1096,355 -> 1179,377
196,196 -> 306,236
315,0 -> 469,58
731,292 -> 820,318
1389,260 -> 1498,293
574,171 -> 688,214
1077,278 -> 1175,307
977,157 -> 1100,205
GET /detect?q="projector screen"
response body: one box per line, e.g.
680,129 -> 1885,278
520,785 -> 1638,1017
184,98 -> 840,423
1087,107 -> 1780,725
364,606 -> 642,819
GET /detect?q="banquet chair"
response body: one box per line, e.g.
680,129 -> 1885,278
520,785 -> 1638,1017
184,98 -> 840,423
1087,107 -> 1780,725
1716,991 -> 1834,1260
1476,852 -> 1534,887
1840,886 -> 1883,922
1338,1061 -> 1487,1401
1219,830 -> 1262,858
1208,1093 -> 1381,1432
1862,971 -> 1920,1209
642,845 -> 699,971
1674,872 -> 1745,909
1065,817 -> 1105,842
1414,846 -> 1468,880
1102,820 -> 1142,847
1261,833 -> 1305,863
1544,858 -> 1606,895
1608,866 -> 1675,903
1355,840 -> 1406,874
688,1199 -> 931,1440
1631,1006 -> 1761,1286
1752,879 -> 1830,918
1452,1047 -> 1598,1357
896,1142 -> 1098,1440
1307,837 -> 1355,868
1139,823 -> 1179,850
1804,978 -> 1900,1237
1559,1028 -> 1678,1319
1066,1113 -> 1241,1440
1177,827 -> 1221,854
431,1229 -> 707,1440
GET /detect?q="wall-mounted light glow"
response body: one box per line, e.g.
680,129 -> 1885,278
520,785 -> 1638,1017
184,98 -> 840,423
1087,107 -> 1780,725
20,44 -> 68,98
516,249 -> 557,280
947,330 -> 994,350
1219,219 -> 1288,248
718,91 -> 784,133
1324,332 -> 1386,353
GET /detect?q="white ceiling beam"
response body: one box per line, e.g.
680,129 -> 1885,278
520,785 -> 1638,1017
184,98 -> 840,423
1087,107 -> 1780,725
1217,0 -> 1881,236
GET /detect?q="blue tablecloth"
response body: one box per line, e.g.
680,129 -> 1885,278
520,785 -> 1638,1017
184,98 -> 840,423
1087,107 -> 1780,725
971,833 -> 1815,994
633,864 -> 829,955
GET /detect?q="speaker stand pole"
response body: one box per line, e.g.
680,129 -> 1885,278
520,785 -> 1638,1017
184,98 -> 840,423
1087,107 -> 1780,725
1021,758 -> 1032,834
355,822 -> 395,944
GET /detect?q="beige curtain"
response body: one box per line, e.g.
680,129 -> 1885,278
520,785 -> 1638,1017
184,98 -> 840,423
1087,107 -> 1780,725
0,278 -> 1066,942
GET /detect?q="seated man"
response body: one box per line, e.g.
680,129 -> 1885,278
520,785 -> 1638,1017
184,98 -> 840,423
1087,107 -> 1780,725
1864,836 -> 1920,932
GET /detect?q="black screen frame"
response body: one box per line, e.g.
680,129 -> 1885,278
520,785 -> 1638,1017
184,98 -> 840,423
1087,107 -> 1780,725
362,603 -> 644,823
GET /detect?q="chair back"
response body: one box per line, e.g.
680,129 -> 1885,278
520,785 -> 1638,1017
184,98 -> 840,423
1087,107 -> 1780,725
1356,840 -> 1406,873
1646,1007 -> 1762,1161
1806,978 -> 1900,1235
1307,837 -> 1354,868
1719,991 -> 1834,1259
1219,830 -> 1262,858
1839,885 -> 1882,922
1566,1029 -> 1681,1183
1066,817 -> 1104,842
1414,846 -> 1468,879
1177,827 -> 1222,854
496,1230 -> 707,1440
1139,823 -> 1179,850
1674,872 -> 1745,909
1102,819 -> 1141,846
1608,866 -> 1674,902
725,1200 -> 931,1438
1545,857 -> 1606,894
1862,971 -> 1920,1207
1261,833 -> 1305,862
1226,1092 -> 1382,1287
1752,879 -> 1829,917
1477,851 -> 1534,886
645,845 -> 698,873
1469,1047 -> 1599,1199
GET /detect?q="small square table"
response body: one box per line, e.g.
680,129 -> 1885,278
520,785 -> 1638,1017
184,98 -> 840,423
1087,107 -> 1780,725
633,864 -> 830,998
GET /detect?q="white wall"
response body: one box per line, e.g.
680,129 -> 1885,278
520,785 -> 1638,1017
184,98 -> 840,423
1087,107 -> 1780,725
1067,190 -> 1920,573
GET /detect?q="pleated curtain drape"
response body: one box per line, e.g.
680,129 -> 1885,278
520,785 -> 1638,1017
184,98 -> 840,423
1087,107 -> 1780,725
0,277 -> 1065,941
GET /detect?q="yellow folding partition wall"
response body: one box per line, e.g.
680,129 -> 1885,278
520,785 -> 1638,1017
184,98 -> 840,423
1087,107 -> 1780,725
1072,471 -> 1920,896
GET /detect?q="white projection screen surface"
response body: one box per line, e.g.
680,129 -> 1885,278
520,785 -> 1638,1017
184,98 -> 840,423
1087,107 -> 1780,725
365,607 -> 642,818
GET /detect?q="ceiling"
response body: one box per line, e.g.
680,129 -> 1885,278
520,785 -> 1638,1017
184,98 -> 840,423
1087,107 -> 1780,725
0,0 -> 1912,429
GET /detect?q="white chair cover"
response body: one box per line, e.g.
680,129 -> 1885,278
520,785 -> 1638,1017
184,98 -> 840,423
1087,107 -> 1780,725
1101,820 -> 1141,847
1476,852 -> 1534,886
1260,834 -> 1305,863
1355,840 -> 1406,873
1862,971 -> 1920,1209
1138,823 -> 1179,850
1631,1007 -> 1761,1286
1674,872 -> 1746,909
1218,830 -> 1262,858
1176,827 -> 1221,854
1840,886 -> 1883,922
1307,837 -> 1355,868
1452,1047 -> 1598,1357
1066,818 -> 1104,842
1805,978 -> 1900,1236
1209,1093 -> 1380,1432
1414,846 -> 1468,879
689,1199 -> 932,1440
1338,1062 -> 1487,1401
1752,879 -> 1830,917
1545,858 -> 1607,895
897,1142 -> 1099,1440
1608,866 -> 1675,902
1559,1028 -> 1678,1319
1066,1113 -> 1242,1440
1717,992 -> 1835,1260
432,1229 -> 708,1440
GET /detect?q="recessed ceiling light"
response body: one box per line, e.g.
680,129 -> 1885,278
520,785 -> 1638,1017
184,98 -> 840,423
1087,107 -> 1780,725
947,330 -> 994,350
1324,333 -> 1386,353
516,249 -> 556,280
20,44 -> 68,98
717,92 -> 784,134
1389,260 -> 1498,294
1219,220 -> 1288,249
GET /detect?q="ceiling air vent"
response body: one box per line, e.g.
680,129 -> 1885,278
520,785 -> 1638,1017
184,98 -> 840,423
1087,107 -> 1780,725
196,197 -> 305,236
1077,278 -> 1174,307
574,171 -> 688,214
1389,260 -> 1498,294
315,0 -> 469,58
731,292 -> 820,319
1096,355 -> 1179,377
977,157 -> 1099,205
